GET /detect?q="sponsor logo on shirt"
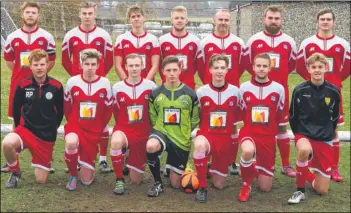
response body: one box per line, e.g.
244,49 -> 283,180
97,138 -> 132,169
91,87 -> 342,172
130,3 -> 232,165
209,47 -> 213,52
336,48 -> 340,52
204,101 -> 210,107
182,97 -> 187,104
25,91 -> 34,98
120,97 -> 125,102
246,97 -> 250,102
165,46 -> 170,51
156,96 -> 163,102
38,41 -> 43,45
189,45 -> 193,50
15,42 -> 19,47
271,96 -> 276,102
99,93 -> 104,98
233,46 -> 237,50
302,94 -> 311,97
96,41 -> 101,46
74,91 -> 79,96
124,44 -> 129,48
284,44 -> 288,49
229,101 -> 234,106
73,41 -> 78,46
309,47 -> 315,52
257,44 -> 263,48
146,45 -> 151,50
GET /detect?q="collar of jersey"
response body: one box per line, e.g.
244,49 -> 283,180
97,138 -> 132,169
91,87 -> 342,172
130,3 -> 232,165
212,32 -> 230,39
80,74 -> 101,84
164,82 -> 184,91
78,25 -> 97,33
31,75 -> 49,84
131,30 -> 147,38
124,78 -> 143,87
250,78 -> 272,87
308,80 -> 327,89
263,30 -> 282,37
316,33 -> 335,40
170,30 -> 189,39
209,82 -> 228,92
21,26 -> 39,34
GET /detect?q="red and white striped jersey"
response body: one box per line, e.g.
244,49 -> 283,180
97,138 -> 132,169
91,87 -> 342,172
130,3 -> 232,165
239,80 -> 286,137
62,25 -> 113,77
296,34 -> 350,87
114,31 -> 160,80
64,75 -> 113,134
197,33 -> 245,87
197,83 -> 241,135
243,31 -> 297,87
4,26 -> 56,84
112,79 -> 156,137
159,31 -> 200,89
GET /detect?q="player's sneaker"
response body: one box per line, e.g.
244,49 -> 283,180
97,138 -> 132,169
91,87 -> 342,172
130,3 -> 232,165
228,162 -> 239,175
195,187 -> 208,203
5,172 -> 21,188
147,182 -> 164,197
1,163 -> 11,173
64,163 -> 81,173
238,185 -> 251,202
331,169 -> 343,182
281,165 -> 296,177
99,160 -> 113,173
66,176 -> 77,191
113,179 -> 125,195
288,191 -> 305,204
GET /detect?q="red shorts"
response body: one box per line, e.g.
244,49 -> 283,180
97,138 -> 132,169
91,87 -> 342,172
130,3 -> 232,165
294,134 -> 333,178
197,131 -> 232,177
113,126 -> 149,173
64,123 -> 100,170
239,132 -> 276,176
337,89 -> 344,126
13,126 -> 54,171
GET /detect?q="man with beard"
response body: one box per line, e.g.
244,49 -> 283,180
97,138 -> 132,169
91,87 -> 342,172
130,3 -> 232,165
61,1 -> 114,173
197,9 -> 245,176
296,8 -> 350,182
3,1 -> 56,173
159,6 -> 200,90
243,5 -> 297,178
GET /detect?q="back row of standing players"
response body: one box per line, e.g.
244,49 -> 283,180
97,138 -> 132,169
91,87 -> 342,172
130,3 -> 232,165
2,1 -> 349,203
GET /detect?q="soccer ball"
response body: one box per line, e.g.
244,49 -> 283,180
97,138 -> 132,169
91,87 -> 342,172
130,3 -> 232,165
180,170 -> 199,193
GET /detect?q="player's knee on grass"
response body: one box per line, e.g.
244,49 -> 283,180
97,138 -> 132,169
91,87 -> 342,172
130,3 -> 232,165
296,138 -> 312,161
111,131 -> 126,150
257,174 -> 273,192
212,174 -> 226,190
130,169 -> 143,184
314,173 -> 330,196
193,136 -> 208,153
2,133 -> 21,152
35,168 -> 49,184
65,133 -> 79,150
240,140 -> 255,160
80,167 -> 95,185
169,170 -> 182,188
146,138 -> 161,153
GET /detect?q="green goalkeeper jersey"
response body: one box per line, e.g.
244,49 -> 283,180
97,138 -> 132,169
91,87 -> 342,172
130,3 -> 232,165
149,83 -> 200,151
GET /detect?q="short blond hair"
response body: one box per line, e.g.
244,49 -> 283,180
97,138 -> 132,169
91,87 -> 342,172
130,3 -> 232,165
316,8 -> 335,21
21,1 -> 40,13
264,5 -> 284,16
125,53 -> 143,66
306,53 -> 329,67
80,1 -> 97,9
162,55 -> 181,70
28,49 -> 48,64
80,48 -> 102,63
171,6 -> 187,18
254,53 -> 271,66
127,5 -> 144,19
209,54 -> 229,68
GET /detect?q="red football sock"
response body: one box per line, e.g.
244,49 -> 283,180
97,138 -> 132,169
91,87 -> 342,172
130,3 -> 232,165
240,157 -> 256,186
8,159 -> 20,173
332,139 -> 340,170
296,160 -> 309,188
99,132 -> 109,158
110,149 -> 124,179
277,133 -> 291,167
230,134 -> 239,164
193,152 -> 208,188
64,148 -> 79,177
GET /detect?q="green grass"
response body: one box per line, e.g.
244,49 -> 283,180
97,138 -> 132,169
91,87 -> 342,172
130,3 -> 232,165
1,40 -> 350,212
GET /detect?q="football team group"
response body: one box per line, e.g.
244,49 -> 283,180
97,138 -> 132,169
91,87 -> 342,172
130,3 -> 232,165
1,1 -> 350,204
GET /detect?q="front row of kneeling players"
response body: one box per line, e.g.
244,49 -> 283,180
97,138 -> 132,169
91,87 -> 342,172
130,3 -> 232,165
2,49 -> 339,205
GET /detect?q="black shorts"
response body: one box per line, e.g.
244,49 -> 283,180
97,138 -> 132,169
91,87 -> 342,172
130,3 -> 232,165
149,129 -> 189,175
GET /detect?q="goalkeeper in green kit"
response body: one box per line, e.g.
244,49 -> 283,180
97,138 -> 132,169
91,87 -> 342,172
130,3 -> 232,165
146,56 -> 200,197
